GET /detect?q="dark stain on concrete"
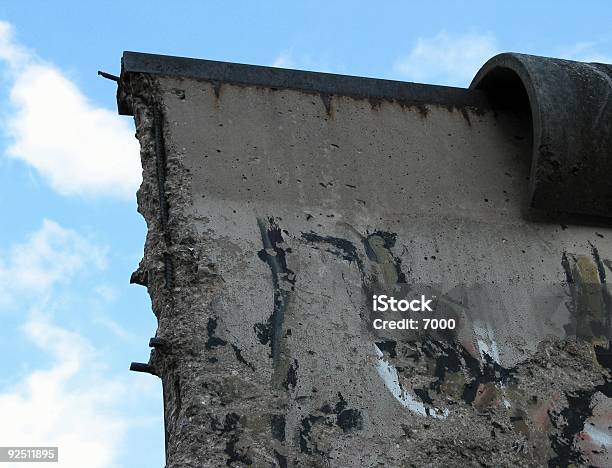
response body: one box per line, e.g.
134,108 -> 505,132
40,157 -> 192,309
421,337 -> 517,404
590,242 -> 607,284
298,415 -> 325,455
337,408 -> 363,433
301,231 -> 363,270
274,450 -> 288,468
594,341 -> 612,371
163,252 -> 174,290
548,389 -> 595,467
172,375 -> 181,424
368,96 -> 383,110
255,217 -> 295,362
423,337 -> 478,394
460,107 -> 472,126
212,81 -> 222,99
540,338 -> 611,465
591,245 -> 612,341
375,340 -> 397,358
332,393 -> 348,414
413,388 -> 435,406
284,359 -> 299,389
561,251 -> 574,284
270,414 -> 286,442
297,394 -> 364,454
205,317 -> 227,350
224,434 -> 251,466
461,353 -> 517,405
231,344 -> 255,370
214,412 -> 239,433
333,393 -> 364,433
216,413 -> 252,466
319,93 -> 333,116
415,103 -> 429,118
253,322 -> 271,346
594,342 -> 612,398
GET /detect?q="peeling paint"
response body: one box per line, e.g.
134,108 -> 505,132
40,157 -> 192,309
374,344 -> 448,419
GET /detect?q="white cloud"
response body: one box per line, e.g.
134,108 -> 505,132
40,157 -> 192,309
560,41 -> 612,63
270,51 -> 335,73
394,31 -> 499,87
0,21 -> 141,199
0,219 -> 106,306
93,314 -> 138,343
0,314 -> 129,468
0,220 -> 149,467
272,52 -> 295,69
94,284 -> 119,302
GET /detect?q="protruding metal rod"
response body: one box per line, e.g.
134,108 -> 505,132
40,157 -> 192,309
130,362 -> 155,374
149,337 -> 167,348
130,269 -> 148,286
97,70 -> 120,82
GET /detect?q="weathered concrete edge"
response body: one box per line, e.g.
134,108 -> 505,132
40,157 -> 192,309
117,51 -> 490,115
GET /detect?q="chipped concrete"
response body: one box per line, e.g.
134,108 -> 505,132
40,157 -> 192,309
119,54 -> 612,467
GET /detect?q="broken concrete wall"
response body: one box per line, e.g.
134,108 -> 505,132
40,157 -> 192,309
119,53 -> 612,467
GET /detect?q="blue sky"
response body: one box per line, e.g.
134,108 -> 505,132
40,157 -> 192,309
0,2 -> 610,467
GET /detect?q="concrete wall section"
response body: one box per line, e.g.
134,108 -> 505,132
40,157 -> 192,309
121,56 -> 612,467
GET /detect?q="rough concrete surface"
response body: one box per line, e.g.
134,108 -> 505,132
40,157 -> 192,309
119,54 -> 612,467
